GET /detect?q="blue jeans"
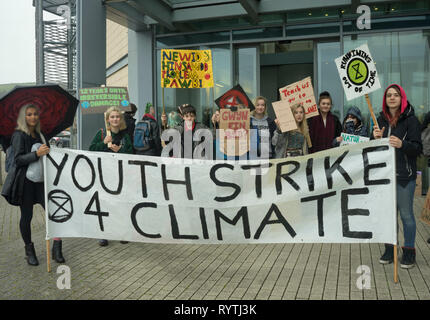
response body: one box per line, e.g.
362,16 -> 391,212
397,180 -> 417,248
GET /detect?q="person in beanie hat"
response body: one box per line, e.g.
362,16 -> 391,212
372,84 -> 422,269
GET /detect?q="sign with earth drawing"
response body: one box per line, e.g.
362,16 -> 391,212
335,44 -> 381,100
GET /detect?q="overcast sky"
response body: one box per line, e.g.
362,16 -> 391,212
0,0 -> 59,85
0,0 -> 36,84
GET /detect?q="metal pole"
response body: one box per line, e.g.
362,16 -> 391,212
76,0 -> 82,150
35,0 -> 44,85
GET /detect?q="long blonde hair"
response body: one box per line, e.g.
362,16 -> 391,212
291,103 -> 312,148
251,96 -> 267,117
16,104 -> 41,135
105,106 -> 127,131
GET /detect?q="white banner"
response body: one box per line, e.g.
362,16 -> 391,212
44,139 -> 396,244
335,43 -> 381,100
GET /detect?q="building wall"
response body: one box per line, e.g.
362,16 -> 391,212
106,65 -> 128,87
106,19 -> 129,86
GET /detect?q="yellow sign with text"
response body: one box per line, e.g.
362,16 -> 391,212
161,49 -> 214,88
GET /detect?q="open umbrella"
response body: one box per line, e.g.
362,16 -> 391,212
0,84 -> 79,150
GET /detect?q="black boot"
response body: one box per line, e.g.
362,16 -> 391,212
379,244 -> 394,264
25,242 -> 39,266
400,247 -> 416,269
52,240 -> 66,263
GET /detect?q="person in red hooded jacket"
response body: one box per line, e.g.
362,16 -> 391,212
372,84 -> 422,269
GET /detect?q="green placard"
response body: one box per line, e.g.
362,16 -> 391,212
79,87 -> 131,114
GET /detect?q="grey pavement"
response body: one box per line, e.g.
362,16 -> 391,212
1,152 -> 430,300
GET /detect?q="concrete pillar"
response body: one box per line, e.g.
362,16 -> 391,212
128,28 -> 154,121
76,0 -> 106,150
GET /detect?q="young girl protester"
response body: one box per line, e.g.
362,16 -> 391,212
89,106 -> 133,247
1,104 -> 65,265
308,91 -> 342,153
372,84 -> 422,269
332,106 -> 368,147
249,96 -> 277,159
272,103 -> 312,158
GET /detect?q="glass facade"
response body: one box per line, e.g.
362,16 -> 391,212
154,7 -> 430,181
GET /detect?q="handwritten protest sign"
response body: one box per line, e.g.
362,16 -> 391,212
279,77 -> 318,118
272,100 -> 297,133
340,133 -> 370,146
215,85 -> 255,111
161,49 -> 213,88
79,87 -> 130,114
45,139 -> 396,245
335,43 -> 381,101
219,108 -> 250,156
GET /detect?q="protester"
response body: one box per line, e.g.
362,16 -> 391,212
123,103 -> 137,146
89,106 -> 133,246
272,103 -> 312,158
249,96 -> 276,159
333,106 -> 368,147
372,84 -> 422,269
308,91 -> 342,153
134,104 -> 162,156
421,111 -> 430,244
1,104 -> 65,265
162,104 -> 208,159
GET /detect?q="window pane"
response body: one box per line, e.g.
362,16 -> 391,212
234,47 -> 257,102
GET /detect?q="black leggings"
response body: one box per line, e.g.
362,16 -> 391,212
19,179 -> 44,245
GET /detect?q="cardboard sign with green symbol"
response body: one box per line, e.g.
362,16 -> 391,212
335,44 -> 381,101
79,87 -> 131,114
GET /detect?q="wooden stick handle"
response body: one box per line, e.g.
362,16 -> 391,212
46,239 -> 51,273
365,94 -> 379,130
394,244 -> 398,283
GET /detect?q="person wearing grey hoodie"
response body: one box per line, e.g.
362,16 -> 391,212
333,106 -> 368,147
249,96 -> 276,159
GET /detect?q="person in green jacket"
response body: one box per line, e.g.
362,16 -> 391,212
89,106 -> 133,154
89,106 -> 133,246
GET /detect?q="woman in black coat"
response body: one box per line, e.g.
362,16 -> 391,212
1,104 -> 65,266
372,84 -> 422,269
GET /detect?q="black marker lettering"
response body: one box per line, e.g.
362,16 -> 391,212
362,146 -> 390,185
324,151 -> 352,189
241,163 -> 273,198
128,160 -> 158,198
71,155 -> 95,191
47,153 -> 68,186
341,188 -> 373,239
254,204 -> 296,239
275,161 -> 300,194
161,164 -> 193,201
169,204 -> 199,240
210,164 -> 241,202
301,191 -> 337,237
214,207 -> 250,240
130,202 -> 161,238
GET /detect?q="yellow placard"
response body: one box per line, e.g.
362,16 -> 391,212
161,49 -> 214,88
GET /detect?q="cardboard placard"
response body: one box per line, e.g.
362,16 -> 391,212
335,43 -> 381,101
215,84 -> 255,111
80,87 -> 130,114
279,77 -> 318,118
161,49 -> 213,88
272,100 -> 297,133
219,108 -> 250,156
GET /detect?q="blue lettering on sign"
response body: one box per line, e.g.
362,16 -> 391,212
82,101 -> 89,109
121,100 -> 129,107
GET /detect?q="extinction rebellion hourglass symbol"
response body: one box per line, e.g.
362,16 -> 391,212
48,190 -> 74,223
346,58 -> 369,86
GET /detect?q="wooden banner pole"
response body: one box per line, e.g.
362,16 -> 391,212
365,94 -> 379,130
46,239 -> 51,273
394,245 -> 398,283
162,87 -> 166,130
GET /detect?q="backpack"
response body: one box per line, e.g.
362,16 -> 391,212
133,120 -> 154,151
5,146 -> 14,173
422,125 -> 430,157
